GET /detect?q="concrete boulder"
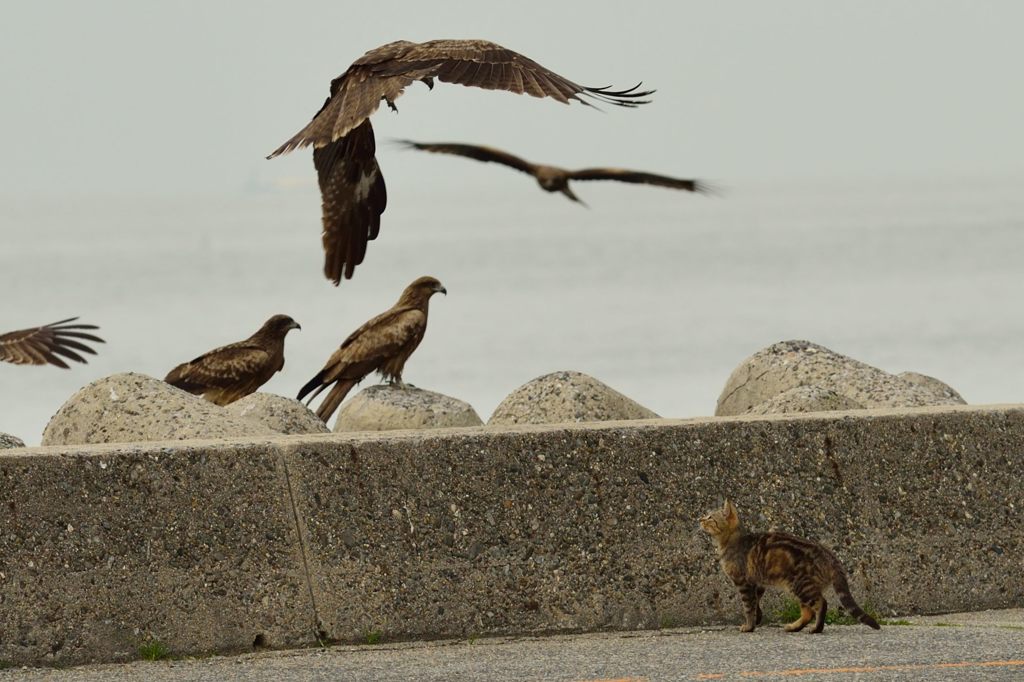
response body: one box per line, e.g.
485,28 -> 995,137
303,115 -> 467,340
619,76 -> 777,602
897,371 -> 966,403
744,386 -> 864,415
1,433 -> 25,449
488,370 -> 659,426
717,340 -> 966,416
225,392 -> 329,435
42,372 -> 277,446
333,384 -> 483,432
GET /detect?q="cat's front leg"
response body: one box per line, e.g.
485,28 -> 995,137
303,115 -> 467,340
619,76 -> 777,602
738,584 -> 760,632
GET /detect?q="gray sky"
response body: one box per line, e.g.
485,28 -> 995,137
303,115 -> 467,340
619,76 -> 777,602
2,0 -> 1022,198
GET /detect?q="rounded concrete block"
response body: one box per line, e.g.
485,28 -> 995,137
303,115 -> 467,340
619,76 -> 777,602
225,392 -> 329,435
1,432 -> 25,449
897,371 -> 967,404
744,385 -> 865,415
488,370 -> 659,426
333,384 -> 483,432
42,372 -> 277,446
716,340 -> 966,416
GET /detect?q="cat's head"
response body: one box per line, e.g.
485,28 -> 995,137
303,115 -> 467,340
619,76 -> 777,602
699,499 -> 740,538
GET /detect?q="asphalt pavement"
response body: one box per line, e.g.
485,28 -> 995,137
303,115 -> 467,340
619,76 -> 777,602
2,609 -> 1022,681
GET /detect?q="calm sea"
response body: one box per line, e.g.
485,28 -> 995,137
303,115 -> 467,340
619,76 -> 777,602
2,175 -> 1023,445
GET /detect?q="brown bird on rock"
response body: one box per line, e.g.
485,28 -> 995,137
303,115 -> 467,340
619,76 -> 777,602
297,276 -> 446,424
0,318 -> 104,368
165,314 -> 301,406
399,140 -> 710,205
267,39 -> 652,284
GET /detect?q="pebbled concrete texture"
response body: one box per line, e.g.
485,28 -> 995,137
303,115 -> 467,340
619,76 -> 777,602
488,370 -> 659,425
744,385 -> 864,415
716,340 -> 966,416
0,439 -> 317,666
333,385 -> 483,432
0,433 -> 25,449
2,404 -> 1023,666
225,393 -> 329,435
897,371 -> 967,403
42,373 -> 277,446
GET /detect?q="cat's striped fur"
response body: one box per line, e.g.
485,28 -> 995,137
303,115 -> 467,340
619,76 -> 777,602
699,500 -> 881,633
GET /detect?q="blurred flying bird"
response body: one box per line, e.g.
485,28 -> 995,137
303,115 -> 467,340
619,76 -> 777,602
267,39 -> 652,284
297,276 -> 447,424
0,318 -> 104,368
398,140 -> 711,205
165,314 -> 301,406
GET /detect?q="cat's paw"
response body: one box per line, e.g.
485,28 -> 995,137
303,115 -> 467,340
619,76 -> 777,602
739,623 -> 755,632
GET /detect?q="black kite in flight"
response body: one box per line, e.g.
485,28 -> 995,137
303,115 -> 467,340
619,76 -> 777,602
165,314 -> 301,406
399,140 -> 710,205
297,276 -> 447,423
267,39 -> 652,284
0,318 -> 104,368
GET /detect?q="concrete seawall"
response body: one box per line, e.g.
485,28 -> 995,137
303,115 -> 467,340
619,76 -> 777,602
2,405 -> 1023,666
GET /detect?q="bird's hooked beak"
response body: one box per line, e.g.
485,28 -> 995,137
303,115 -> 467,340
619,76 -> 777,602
434,283 -> 447,295
290,321 -> 302,331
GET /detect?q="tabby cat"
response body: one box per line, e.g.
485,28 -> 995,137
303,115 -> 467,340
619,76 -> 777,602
699,499 -> 880,633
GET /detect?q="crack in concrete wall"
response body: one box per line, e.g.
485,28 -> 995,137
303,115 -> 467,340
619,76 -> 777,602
280,454 -> 323,644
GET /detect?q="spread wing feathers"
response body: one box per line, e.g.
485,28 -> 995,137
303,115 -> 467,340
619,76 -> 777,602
398,140 -> 537,175
268,39 -> 653,157
0,317 -> 104,368
383,40 -> 652,107
164,342 -> 274,392
314,119 -> 387,284
567,168 -> 708,192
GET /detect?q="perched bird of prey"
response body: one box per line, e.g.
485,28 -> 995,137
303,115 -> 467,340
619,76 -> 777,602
0,318 -> 104,368
165,314 -> 301,406
267,39 -> 652,284
399,140 -> 710,205
297,276 -> 447,423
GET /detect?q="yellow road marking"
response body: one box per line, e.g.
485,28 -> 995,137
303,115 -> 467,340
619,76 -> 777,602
694,659 -> 1024,678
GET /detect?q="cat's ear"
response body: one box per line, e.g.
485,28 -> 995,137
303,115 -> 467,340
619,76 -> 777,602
723,499 -> 738,523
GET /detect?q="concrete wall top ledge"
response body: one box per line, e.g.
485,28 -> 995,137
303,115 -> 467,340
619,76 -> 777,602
9,402 -> 1023,458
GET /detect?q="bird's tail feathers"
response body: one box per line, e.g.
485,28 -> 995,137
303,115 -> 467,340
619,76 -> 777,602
561,185 -> 588,207
297,369 -> 329,403
315,379 -> 358,425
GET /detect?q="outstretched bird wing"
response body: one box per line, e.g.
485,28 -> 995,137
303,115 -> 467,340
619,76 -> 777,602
268,39 -> 652,283
269,39 -> 653,158
567,168 -> 709,193
0,317 -> 104,368
398,140 -> 538,176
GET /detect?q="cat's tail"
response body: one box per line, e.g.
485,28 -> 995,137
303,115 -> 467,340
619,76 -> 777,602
832,570 -> 881,629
